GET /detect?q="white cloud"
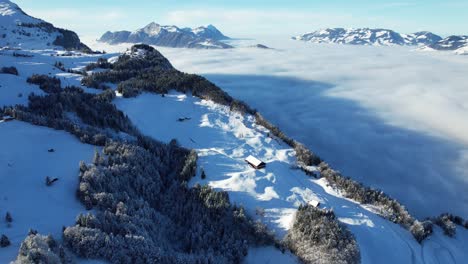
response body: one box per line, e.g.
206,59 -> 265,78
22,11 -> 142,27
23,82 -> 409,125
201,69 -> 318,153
125,39 -> 468,218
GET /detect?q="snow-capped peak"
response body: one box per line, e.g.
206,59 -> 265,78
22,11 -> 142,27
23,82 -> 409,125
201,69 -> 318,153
0,0 -> 42,25
141,22 -> 162,35
0,0 -> 91,52
189,24 -> 229,40
0,0 -> 22,17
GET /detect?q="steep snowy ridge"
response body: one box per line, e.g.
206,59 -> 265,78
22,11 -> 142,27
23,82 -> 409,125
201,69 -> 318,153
99,22 -> 232,49
293,28 -> 442,46
0,0 -> 91,52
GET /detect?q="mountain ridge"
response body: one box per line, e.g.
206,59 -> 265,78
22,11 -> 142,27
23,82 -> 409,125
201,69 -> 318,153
0,0 -> 92,52
99,22 -> 232,49
293,27 -> 442,46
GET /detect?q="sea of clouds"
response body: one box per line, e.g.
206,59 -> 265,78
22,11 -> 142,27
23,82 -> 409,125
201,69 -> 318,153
91,39 -> 468,218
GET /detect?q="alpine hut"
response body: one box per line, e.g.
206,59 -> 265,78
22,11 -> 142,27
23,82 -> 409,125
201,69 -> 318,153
245,155 -> 266,169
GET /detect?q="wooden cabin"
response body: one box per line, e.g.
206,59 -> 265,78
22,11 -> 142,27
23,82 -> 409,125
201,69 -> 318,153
245,155 -> 266,169
308,200 -> 320,208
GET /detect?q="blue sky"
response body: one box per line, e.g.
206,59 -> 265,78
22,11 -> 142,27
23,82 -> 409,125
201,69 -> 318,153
13,0 -> 468,40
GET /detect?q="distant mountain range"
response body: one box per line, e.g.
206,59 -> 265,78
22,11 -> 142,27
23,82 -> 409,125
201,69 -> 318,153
99,22 -> 232,49
0,0 -> 91,52
293,28 -> 468,55
424,35 -> 468,55
293,28 -> 442,46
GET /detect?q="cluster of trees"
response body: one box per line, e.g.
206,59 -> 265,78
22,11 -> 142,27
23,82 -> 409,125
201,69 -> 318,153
84,58 -> 113,72
433,214 -> 457,237
64,141 -> 273,263
54,61 -> 66,71
318,163 -> 434,242
2,79 -> 137,146
285,205 -> 360,264
81,44 -> 253,113
14,232 -> 73,264
54,61 -> 86,75
27,74 -> 62,93
0,234 -> 10,248
13,52 -> 34,58
1,66 -> 19,75
432,213 -> 468,237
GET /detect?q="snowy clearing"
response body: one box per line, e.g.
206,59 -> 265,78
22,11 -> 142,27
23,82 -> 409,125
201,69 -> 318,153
0,121 -> 95,263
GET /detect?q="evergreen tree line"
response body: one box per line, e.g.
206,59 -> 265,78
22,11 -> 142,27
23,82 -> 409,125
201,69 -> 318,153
318,163 -> 468,242
14,232 -> 74,264
27,74 -> 62,93
0,66 -> 19,75
64,141 -> 273,263
54,61 -> 87,75
81,44 -> 254,114
2,85 -> 137,146
254,112 -> 322,167
84,58 -> 113,71
285,205 -> 360,264
431,213 -> 468,237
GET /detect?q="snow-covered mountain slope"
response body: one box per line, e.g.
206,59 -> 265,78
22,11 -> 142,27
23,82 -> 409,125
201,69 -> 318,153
183,24 -> 230,40
293,28 -> 442,46
99,22 -> 232,49
0,121 -> 95,263
0,0 -> 91,52
422,35 -> 468,55
115,91 -> 468,264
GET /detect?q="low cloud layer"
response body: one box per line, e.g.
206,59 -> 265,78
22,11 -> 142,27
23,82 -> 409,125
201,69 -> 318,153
92,40 -> 468,218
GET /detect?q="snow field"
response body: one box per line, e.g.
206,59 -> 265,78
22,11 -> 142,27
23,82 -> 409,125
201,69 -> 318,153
0,121 -> 95,263
115,92 -> 468,264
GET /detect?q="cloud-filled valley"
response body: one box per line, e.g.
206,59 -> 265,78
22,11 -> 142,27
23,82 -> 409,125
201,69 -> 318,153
120,39 -> 468,218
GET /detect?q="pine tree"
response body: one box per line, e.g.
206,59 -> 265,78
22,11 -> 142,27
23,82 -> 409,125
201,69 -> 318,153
0,234 -> 10,247
5,212 -> 12,223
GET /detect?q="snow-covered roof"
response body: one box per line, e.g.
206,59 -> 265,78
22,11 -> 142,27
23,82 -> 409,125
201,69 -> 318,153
308,200 -> 320,207
245,155 -> 264,167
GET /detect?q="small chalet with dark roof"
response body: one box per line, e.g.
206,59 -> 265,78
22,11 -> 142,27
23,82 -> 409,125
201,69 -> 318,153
245,155 -> 266,169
